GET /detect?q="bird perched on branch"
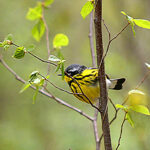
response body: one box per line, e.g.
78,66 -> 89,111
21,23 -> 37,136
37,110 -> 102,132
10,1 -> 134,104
63,64 -> 125,104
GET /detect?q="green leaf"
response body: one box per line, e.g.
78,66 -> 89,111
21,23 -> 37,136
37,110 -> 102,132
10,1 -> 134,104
145,63 -> 150,69
116,104 -> 125,109
61,62 -> 65,80
126,112 -> 134,128
80,0 -> 94,19
133,19 -> 150,29
0,42 -> 3,47
20,82 -> 31,93
3,45 -> 10,50
121,11 -> 135,35
13,46 -> 25,59
5,34 -> 13,41
39,78 -> 45,86
32,86 -> 39,104
128,89 -> 147,106
55,63 -> 61,72
121,11 -> 127,16
48,55 -> 61,62
32,19 -> 45,41
46,75 -> 50,79
26,3 -> 42,21
26,44 -> 35,52
116,104 -> 128,112
128,89 -> 145,96
44,0 -> 54,7
130,105 -> 150,115
29,71 -> 39,82
53,33 -> 69,48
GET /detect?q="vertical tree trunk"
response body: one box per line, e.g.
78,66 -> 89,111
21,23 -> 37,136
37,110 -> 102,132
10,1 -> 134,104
94,0 -> 113,150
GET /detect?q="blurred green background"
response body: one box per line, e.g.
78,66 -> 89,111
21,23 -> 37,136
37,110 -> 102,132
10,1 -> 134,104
0,0 -> 150,150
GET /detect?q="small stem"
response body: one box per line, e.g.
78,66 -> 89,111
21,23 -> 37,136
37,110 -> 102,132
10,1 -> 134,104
41,7 -> 51,89
89,11 -> 96,68
67,74 -> 101,113
28,51 -> 57,67
135,70 -> 150,89
92,102 -> 99,149
39,73 -> 82,95
98,22 -> 130,70
116,113 -> 126,150
12,42 -> 57,67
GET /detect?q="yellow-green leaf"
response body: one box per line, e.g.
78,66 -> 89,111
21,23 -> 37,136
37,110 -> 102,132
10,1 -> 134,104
29,71 -> 39,82
116,104 -> 128,112
53,33 -> 69,48
126,112 -> 134,128
116,104 -> 125,109
32,86 -> 39,104
13,47 -> 25,59
121,11 -> 135,35
80,1 -> 94,19
55,63 -> 61,72
26,3 -> 42,21
121,11 -> 127,16
44,0 -> 54,7
128,89 -> 147,106
61,62 -> 65,80
133,19 -> 150,29
130,105 -> 150,115
5,34 -> 13,41
0,42 -> 3,47
32,19 -> 45,41
20,83 -> 31,93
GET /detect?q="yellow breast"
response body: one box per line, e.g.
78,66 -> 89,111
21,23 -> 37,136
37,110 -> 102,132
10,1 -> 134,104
64,69 -> 99,104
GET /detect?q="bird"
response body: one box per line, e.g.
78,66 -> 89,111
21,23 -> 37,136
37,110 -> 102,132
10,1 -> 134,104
63,64 -> 125,104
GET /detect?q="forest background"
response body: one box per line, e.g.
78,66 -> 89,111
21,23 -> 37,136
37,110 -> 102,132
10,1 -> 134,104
0,0 -> 150,150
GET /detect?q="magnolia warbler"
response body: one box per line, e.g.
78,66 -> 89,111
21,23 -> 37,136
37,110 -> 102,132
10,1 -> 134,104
62,64 -> 125,104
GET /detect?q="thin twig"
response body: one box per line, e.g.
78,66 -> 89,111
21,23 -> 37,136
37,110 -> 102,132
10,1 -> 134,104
116,113 -> 126,150
98,22 -> 130,70
99,98 -> 119,145
135,70 -> 150,89
68,74 -> 101,113
89,11 -> 96,68
12,43 -> 57,67
0,58 -> 94,121
41,7 -> 51,89
39,73 -> 82,95
28,51 -> 57,67
92,102 -> 99,144
89,10 -> 100,150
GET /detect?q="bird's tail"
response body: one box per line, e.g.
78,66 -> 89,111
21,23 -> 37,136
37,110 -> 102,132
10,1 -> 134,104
108,78 -> 126,90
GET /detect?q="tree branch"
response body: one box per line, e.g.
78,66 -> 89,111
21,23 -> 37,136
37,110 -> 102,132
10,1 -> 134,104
39,73 -> 82,95
12,43 -> 57,67
89,11 -> 96,68
92,102 -> 100,150
0,57 -> 94,122
41,7 -> 51,89
116,113 -> 126,150
94,0 -> 112,149
98,21 -> 130,70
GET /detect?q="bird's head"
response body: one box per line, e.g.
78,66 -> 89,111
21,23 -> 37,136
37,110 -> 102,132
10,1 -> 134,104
63,64 -> 87,83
